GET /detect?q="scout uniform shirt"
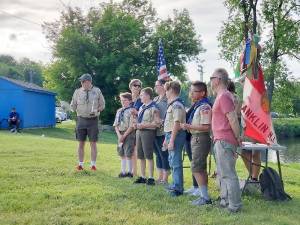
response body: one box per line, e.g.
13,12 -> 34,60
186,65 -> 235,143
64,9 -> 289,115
113,106 -> 135,132
164,98 -> 186,133
137,102 -> 159,130
190,103 -> 212,135
71,86 -> 105,118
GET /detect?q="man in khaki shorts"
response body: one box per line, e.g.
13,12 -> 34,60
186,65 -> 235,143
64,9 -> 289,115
71,73 -> 105,171
181,81 -> 212,205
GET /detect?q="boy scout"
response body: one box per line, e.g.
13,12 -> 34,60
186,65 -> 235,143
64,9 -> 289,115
163,81 -> 186,197
113,92 -> 135,178
134,87 -> 160,186
181,81 -> 212,205
71,73 -> 105,171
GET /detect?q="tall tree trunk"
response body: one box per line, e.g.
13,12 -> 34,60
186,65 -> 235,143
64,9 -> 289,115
267,50 -> 278,105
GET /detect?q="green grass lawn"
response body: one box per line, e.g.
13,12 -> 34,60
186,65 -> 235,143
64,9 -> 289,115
0,121 -> 299,225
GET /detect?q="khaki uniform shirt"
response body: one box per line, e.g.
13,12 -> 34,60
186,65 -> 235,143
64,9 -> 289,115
138,102 -> 159,130
153,95 -> 168,136
113,107 -> 135,132
71,86 -> 105,118
190,103 -> 212,134
164,100 -> 186,133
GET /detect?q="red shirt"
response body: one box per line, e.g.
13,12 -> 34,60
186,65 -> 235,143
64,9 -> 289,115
212,90 -> 238,146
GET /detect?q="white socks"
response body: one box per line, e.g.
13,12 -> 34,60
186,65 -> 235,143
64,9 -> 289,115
127,159 -> 132,173
121,159 -> 126,174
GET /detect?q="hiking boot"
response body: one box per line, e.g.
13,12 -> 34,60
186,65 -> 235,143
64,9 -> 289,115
76,165 -> 84,171
191,197 -> 212,206
133,177 -> 147,184
90,165 -> 97,171
126,172 -> 133,178
146,178 -> 155,186
118,172 -> 127,178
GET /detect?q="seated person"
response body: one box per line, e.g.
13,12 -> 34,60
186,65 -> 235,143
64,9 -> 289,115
8,107 -> 20,132
241,136 -> 261,181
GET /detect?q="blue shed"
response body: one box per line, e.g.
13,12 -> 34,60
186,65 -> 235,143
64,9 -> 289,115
0,76 -> 56,129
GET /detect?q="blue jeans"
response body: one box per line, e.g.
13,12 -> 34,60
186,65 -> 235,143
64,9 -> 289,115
165,130 -> 186,193
154,135 -> 170,170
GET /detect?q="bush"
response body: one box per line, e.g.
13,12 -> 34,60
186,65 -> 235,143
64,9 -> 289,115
273,118 -> 300,138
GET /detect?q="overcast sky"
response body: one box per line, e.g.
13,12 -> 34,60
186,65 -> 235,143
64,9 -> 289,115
0,0 -> 299,81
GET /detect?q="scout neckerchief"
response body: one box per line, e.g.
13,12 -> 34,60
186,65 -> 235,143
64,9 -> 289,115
187,97 -> 211,124
118,106 -> 133,124
163,97 -> 185,122
137,101 -> 157,123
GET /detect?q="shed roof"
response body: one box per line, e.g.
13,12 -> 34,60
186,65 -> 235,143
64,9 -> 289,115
0,76 -> 56,95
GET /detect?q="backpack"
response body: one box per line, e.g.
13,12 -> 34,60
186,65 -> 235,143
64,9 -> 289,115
259,167 -> 292,201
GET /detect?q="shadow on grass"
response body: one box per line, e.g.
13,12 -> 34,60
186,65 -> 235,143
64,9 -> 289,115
8,121 -> 117,145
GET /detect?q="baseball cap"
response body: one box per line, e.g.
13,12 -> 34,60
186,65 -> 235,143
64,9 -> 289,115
79,73 -> 92,82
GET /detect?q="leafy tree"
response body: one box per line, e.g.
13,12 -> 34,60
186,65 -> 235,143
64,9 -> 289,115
43,0 -> 205,123
0,55 -> 44,86
218,0 -> 300,105
272,73 -> 295,115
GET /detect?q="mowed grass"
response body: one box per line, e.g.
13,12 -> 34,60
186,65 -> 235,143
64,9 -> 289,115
0,121 -> 299,225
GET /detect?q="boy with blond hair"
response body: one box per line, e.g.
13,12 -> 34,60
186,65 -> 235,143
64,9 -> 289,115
113,92 -> 136,178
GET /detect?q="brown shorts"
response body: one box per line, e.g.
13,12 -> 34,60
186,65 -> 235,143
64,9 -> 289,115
136,129 -> 156,160
191,133 -> 211,172
75,117 -> 99,142
117,131 -> 135,157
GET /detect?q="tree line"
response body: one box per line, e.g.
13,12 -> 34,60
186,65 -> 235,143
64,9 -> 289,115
0,0 -> 299,122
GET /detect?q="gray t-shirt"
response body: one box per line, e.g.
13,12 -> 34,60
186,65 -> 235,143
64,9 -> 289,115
154,95 -> 168,136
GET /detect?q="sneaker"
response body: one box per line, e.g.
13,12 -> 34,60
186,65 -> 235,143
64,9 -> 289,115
126,172 -> 133,178
159,180 -> 168,185
76,165 -> 84,171
184,187 -> 198,195
146,178 -> 155,186
133,176 -> 147,184
169,190 -> 183,197
91,165 -> 97,171
118,172 -> 127,178
192,188 -> 202,196
165,184 -> 175,191
191,197 -> 212,206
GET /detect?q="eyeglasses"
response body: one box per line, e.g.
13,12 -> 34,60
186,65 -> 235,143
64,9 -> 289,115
210,76 -> 220,80
133,84 -> 141,88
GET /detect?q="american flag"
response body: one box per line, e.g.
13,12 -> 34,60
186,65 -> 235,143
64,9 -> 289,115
157,40 -> 169,80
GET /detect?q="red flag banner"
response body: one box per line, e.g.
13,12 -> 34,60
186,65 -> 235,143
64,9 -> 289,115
241,65 -> 277,144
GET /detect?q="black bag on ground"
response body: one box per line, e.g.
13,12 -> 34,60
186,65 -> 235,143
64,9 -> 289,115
259,167 -> 292,201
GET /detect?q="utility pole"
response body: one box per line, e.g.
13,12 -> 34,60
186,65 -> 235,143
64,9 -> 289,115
29,70 -> 33,83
